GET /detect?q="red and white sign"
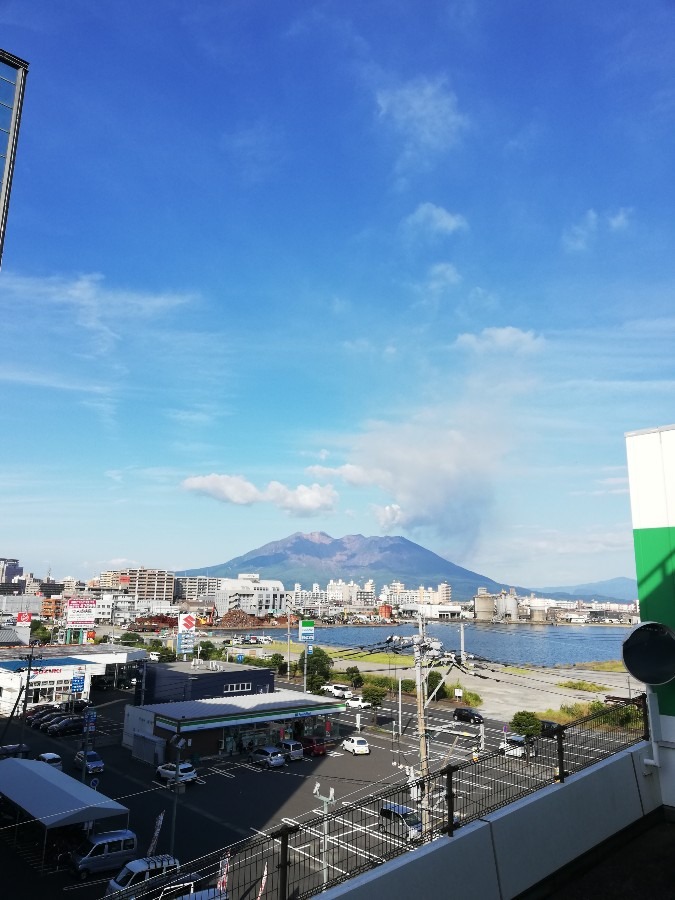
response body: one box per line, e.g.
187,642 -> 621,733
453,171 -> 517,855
16,612 -> 32,624
179,613 -> 196,633
66,597 -> 97,627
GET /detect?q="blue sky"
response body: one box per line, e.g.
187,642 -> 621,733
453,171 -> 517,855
1,1 -> 674,588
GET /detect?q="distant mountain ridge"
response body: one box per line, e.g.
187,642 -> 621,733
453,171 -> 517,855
182,532 -> 634,603
537,576 -> 637,603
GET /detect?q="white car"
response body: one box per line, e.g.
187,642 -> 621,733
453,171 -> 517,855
346,696 -> 371,709
342,736 -> 371,755
155,761 -> 198,783
322,683 -> 353,699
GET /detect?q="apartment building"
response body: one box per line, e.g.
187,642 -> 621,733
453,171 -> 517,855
99,567 -> 175,603
211,574 -> 288,619
40,595 -> 67,620
175,575 -> 227,602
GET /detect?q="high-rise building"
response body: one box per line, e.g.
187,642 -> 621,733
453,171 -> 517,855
0,49 -> 28,268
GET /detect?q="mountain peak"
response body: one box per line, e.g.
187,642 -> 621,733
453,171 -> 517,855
184,532 -> 508,601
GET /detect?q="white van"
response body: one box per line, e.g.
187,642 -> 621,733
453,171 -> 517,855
148,651 -> 160,662
70,829 -> 138,879
105,854 -> 181,895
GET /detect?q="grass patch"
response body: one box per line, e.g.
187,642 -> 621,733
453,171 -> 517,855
574,660 -> 626,672
558,679 -> 606,692
503,666 -> 532,675
331,649 -> 415,666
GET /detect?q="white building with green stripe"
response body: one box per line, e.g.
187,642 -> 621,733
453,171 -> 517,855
626,425 -> 675,754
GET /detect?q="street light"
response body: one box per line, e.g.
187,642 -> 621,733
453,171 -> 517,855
313,782 -> 336,887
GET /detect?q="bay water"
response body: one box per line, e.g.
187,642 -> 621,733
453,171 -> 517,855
306,622 -> 630,667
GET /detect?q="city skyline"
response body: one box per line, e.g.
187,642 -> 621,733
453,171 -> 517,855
2,3 -> 674,586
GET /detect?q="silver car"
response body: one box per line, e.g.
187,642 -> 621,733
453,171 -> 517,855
275,739 -> 304,762
248,746 -> 287,768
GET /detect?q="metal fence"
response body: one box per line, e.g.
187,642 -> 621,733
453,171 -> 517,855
114,695 -> 648,900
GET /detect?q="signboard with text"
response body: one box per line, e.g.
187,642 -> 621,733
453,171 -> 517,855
16,612 -> 32,624
298,620 -> 315,642
66,597 -> 97,627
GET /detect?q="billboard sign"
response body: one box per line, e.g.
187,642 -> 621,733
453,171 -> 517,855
16,611 -> 31,624
66,597 -> 97,627
179,613 -> 196,633
298,620 -> 314,642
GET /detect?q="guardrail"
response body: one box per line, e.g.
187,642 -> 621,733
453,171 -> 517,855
111,695 -> 648,900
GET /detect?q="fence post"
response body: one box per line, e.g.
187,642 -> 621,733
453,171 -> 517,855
445,764 -> 457,836
555,726 -> 565,783
640,693 -> 650,742
272,822 -> 297,900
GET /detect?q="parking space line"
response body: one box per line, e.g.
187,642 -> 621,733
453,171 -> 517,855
207,767 -> 236,778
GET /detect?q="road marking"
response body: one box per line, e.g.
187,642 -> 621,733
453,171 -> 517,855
208,766 -> 236,778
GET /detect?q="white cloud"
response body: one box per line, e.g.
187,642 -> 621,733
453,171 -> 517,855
562,209 -> 599,252
182,473 -> 338,515
562,207 -> 633,251
1,273 -> 194,357
427,262 -> 461,293
402,203 -> 468,241
219,119 -> 287,185
376,76 -> 468,175
455,326 -> 545,354
607,207 -> 634,231
308,412 -> 509,550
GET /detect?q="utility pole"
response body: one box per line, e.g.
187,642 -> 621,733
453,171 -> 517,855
286,605 -> 292,682
169,733 -> 186,857
19,645 -> 41,748
414,612 -> 431,835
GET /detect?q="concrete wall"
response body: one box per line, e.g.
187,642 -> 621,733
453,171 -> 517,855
321,743 -> 663,900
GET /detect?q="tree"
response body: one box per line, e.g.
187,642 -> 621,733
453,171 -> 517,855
269,653 -> 285,673
120,631 -> 143,645
195,640 -> 219,660
30,619 -> 51,643
307,672 -> 326,693
362,685 -> 388,724
426,670 -> 447,701
297,646 -> 333,682
509,710 -> 543,765
345,666 -> 364,689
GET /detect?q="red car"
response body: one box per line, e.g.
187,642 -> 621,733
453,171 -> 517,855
300,736 -> 326,757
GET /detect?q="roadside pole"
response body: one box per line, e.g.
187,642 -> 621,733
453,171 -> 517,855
414,614 -> 431,835
313,782 -> 336,888
19,646 -> 41,749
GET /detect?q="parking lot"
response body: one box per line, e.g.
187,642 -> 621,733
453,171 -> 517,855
0,684 -> 637,899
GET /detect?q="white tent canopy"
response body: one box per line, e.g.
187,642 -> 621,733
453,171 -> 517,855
0,758 -> 128,828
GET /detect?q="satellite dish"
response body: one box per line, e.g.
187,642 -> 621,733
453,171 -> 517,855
623,621 -> 675,685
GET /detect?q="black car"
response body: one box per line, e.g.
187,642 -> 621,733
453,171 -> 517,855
30,711 -> 64,729
452,707 -> 484,725
47,716 -> 84,737
59,699 -> 91,714
25,704 -> 60,724
538,719 -> 561,738
38,713 -> 72,731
